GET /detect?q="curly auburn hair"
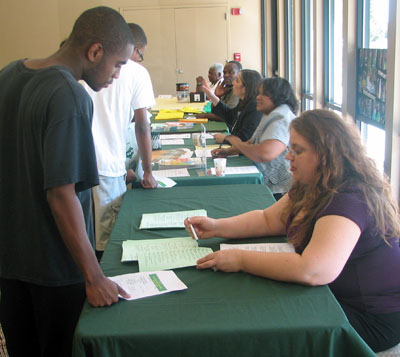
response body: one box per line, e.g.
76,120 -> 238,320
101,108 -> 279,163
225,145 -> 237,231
282,109 -> 400,247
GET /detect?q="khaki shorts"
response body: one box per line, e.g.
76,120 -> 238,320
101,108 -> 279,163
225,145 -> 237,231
92,175 -> 126,251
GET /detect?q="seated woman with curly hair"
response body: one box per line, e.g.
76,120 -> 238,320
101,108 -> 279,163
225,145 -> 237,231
186,109 -> 400,353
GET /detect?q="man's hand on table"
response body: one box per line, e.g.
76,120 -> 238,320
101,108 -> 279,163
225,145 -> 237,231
86,275 -> 130,307
211,148 -> 229,158
141,171 -> 157,189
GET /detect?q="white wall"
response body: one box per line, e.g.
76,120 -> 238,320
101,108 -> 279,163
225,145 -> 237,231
0,0 -> 262,73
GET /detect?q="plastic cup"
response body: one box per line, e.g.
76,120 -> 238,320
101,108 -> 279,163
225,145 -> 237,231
192,133 -> 201,146
213,158 -> 227,177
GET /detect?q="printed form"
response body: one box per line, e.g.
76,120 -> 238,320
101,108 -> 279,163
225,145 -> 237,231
109,270 -> 187,300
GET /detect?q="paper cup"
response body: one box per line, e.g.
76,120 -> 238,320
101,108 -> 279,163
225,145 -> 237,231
214,158 -> 227,177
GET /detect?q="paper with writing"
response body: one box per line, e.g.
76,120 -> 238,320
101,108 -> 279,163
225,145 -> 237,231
138,247 -> 213,272
122,237 -> 199,262
139,209 -> 207,229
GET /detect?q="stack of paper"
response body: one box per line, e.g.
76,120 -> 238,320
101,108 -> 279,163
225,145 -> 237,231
122,237 -> 213,272
155,110 -> 185,120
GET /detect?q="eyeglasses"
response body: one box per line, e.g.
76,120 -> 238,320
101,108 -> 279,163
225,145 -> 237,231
286,146 -> 305,157
136,48 -> 144,62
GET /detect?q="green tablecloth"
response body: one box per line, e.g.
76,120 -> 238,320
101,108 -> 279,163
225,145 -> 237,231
73,185 -> 374,357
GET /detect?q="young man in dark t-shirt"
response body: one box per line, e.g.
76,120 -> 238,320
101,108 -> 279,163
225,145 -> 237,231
0,6 -> 134,356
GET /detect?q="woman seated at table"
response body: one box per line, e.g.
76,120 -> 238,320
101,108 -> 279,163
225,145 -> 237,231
185,109 -> 400,353
212,77 -> 298,200
198,69 -> 263,143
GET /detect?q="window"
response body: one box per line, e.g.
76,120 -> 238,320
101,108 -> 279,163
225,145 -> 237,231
324,0 -> 343,110
363,0 -> 389,48
301,0 -> 314,111
358,0 -> 389,172
285,0 -> 295,84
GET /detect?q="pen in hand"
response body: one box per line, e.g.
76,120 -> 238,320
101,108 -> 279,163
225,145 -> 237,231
189,222 -> 199,243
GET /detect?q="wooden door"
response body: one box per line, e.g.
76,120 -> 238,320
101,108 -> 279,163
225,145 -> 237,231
174,6 -> 229,91
123,6 -> 229,97
123,8 -> 178,96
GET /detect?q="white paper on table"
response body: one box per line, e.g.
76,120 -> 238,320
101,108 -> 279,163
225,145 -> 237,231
210,166 -> 260,175
161,139 -> 185,145
195,149 -> 212,158
109,270 -> 187,300
152,168 -> 190,177
158,94 -> 173,99
122,237 -> 198,262
220,242 -> 295,253
160,134 -> 191,139
139,209 -> 207,229
154,176 -> 177,188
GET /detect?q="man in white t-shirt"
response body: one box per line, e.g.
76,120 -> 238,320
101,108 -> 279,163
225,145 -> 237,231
83,23 -> 157,260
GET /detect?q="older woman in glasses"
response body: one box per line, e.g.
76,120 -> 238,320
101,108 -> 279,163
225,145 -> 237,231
186,109 -> 400,353
212,77 -> 298,199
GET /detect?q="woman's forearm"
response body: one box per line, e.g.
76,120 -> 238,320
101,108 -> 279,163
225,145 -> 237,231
226,136 -> 285,163
215,210 -> 272,238
239,251 -> 317,285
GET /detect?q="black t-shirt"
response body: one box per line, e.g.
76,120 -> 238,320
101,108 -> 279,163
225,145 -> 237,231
0,60 -> 99,286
